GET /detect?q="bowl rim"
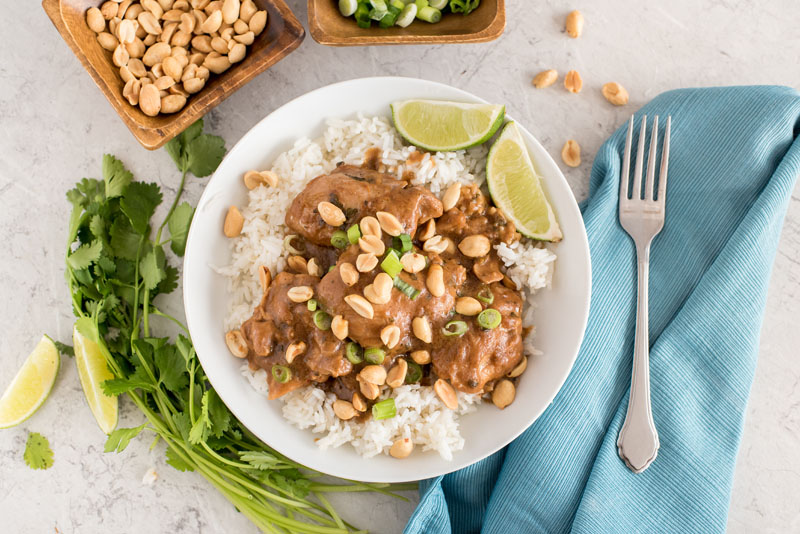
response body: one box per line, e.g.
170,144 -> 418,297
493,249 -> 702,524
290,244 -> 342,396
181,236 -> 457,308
183,76 -> 592,482
307,0 -> 506,46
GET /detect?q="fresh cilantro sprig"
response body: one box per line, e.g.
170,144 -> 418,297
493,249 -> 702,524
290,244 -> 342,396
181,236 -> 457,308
24,432 -> 54,470
63,120 -> 414,533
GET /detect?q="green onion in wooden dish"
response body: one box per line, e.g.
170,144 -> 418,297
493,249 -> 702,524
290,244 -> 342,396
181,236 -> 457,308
338,0 -> 481,29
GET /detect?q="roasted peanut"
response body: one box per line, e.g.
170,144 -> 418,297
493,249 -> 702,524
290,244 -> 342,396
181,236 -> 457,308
417,219 -> 435,241
345,294 -> 374,319
412,317 -> 432,343
455,297 -> 482,316
422,235 -> 448,255
317,201 -> 346,226
532,69 -> 558,89
286,255 -> 308,273
359,365 -> 387,386
434,379 -> 458,410
352,392 -> 367,412
564,70 -> 583,93
359,216 -> 382,238
307,257 -> 322,277
285,341 -> 306,364
426,264 -> 445,297
356,253 -> 378,273
441,182 -> 461,211
139,83 -> 161,116
358,235 -> 385,256
359,379 -> 380,400
565,10 -> 584,38
222,0 -> 240,24
333,400 -> 357,421
287,286 -> 313,303
401,252 -> 426,274
492,379 -> 516,409
561,140 -> 581,168
97,32 -> 119,51
160,94 -> 186,113
410,350 -> 431,365
376,211 -> 403,237
339,262 -> 359,286
458,235 -> 491,258
225,329 -> 248,358
390,438 -> 413,459
508,356 -> 527,378
602,82 -> 629,106
386,358 -> 407,387
380,325 -> 401,349
249,9 -> 267,35
228,42 -> 246,63
331,315 -> 349,341
87,7 -> 106,33
258,265 -> 272,290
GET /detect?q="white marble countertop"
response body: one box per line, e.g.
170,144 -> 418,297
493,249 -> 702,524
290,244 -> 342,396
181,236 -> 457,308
1,1 -> 799,532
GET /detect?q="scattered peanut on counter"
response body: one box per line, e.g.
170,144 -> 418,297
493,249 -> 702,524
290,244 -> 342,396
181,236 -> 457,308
561,140 -> 581,168
565,10 -> 584,38
602,82 -> 630,106
564,70 -> 583,93
85,0 -> 268,117
532,69 -> 558,89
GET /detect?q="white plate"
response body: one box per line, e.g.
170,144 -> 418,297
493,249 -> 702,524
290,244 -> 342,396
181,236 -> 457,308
183,77 -> 591,483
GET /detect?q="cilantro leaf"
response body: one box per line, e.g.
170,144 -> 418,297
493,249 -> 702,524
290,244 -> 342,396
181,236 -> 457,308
102,154 -> 133,199
172,412 -> 192,442
104,423 -> 147,453
140,246 -> 166,291
24,432 -> 54,470
206,389 -> 231,438
176,334 -> 194,365
51,340 -> 74,358
154,344 -> 188,393
101,364 -> 154,395
240,451 -> 283,470
166,120 -> 206,172
67,240 -> 103,270
185,134 -> 226,177
121,182 -> 162,235
167,202 -> 194,256
110,216 -> 142,260
165,445 -> 194,472
156,264 -> 179,295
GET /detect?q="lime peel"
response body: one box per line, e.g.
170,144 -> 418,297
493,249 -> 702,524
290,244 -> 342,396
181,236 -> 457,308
486,122 -> 563,242
391,99 -> 505,152
0,336 -> 60,429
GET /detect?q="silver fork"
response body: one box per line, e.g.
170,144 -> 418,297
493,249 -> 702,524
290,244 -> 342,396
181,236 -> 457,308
616,114 -> 671,474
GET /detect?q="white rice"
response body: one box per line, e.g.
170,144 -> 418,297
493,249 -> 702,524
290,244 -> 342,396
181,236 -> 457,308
219,114 -> 557,459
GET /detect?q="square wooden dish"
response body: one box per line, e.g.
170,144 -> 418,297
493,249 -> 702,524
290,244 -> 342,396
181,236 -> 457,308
42,0 -> 305,150
308,0 -> 505,46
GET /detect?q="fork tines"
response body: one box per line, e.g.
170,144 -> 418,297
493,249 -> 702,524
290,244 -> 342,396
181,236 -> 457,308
619,115 -> 671,205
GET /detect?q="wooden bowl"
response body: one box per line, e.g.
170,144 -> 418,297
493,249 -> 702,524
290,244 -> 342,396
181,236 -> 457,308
308,0 -> 505,46
42,0 -> 305,150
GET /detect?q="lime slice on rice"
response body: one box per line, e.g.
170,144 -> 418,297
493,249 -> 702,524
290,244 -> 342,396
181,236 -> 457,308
73,321 -> 118,435
391,99 -> 505,152
0,336 -> 60,428
487,122 -> 563,242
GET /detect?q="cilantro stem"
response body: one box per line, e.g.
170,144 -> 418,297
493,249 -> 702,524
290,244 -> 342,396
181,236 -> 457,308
155,169 -> 188,246
150,307 -> 190,334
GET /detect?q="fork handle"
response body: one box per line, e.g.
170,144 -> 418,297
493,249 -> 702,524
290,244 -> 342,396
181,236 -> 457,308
617,241 -> 660,473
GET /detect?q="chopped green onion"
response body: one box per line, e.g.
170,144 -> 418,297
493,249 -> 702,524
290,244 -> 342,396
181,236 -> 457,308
477,308 -> 501,329
415,0 -> 428,8
331,230 -> 349,249
405,361 -> 422,383
395,3 -> 417,26
347,224 -> 362,244
372,398 -> 396,420
345,342 -> 364,364
307,298 -> 318,311
370,0 -> 388,8
379,7 -> 399,28
283,234 -> 304,255
476,286 -> 494,304
339,0 -> 358,16
313,310 -> 332,330
442,320 -> 468,337
428,0 -> 446,8
393,277 -> 420,300
354,2 -> 371,27
393,233 -> 413,253
390,0 -> 406,9
364,347 -> 385,365
369,6 -> 387,20
381,250 -> 403,278
450,0 -> 480,15
417,5 -> 440,22
271,365 -> 291,384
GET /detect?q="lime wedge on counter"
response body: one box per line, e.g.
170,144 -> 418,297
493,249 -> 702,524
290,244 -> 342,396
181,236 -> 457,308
487,122 -> 563,241
0,336 -> 60,428
391,99 -> 505,152
73,323 -> 118,434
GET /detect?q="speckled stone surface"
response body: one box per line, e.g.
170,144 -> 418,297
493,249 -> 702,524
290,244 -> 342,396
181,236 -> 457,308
1,1 -> 798,532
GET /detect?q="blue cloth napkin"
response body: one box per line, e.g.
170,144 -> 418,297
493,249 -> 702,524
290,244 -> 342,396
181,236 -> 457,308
405,86 -> 800,534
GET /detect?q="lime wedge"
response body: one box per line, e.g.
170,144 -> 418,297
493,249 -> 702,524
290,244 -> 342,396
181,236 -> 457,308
73,323 -> 118,434
0,336 -> 60,428
391,99 -> 505,152
487,122 -> 563,241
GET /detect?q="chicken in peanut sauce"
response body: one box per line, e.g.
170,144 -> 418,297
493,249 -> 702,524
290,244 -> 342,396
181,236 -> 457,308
228,150 -> 528,422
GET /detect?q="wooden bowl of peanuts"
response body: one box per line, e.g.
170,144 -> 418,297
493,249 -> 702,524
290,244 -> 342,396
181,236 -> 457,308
42,0 -> 304,149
